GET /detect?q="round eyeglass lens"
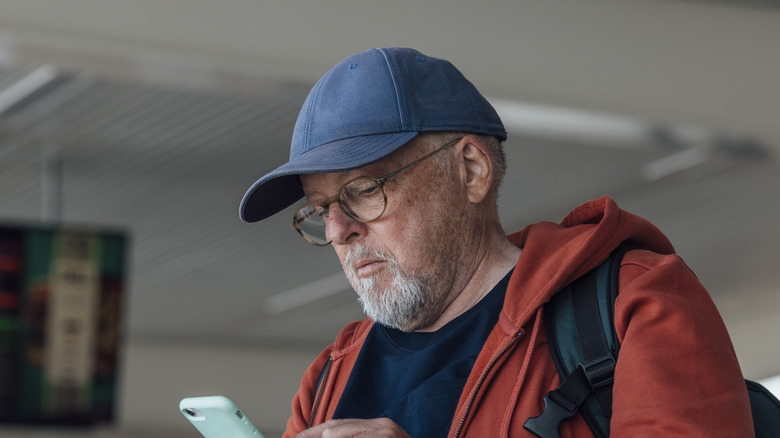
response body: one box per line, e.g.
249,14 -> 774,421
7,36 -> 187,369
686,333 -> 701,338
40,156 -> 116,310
294,206 -> 329,245
340,177 -> 386,221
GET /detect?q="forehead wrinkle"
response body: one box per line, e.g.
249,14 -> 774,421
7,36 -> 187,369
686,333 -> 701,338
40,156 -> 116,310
300,175 -> 332,203
300,168 -> 364,202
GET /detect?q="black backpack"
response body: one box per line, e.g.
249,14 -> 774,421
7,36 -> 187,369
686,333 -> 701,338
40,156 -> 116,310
523,246 -> 780,438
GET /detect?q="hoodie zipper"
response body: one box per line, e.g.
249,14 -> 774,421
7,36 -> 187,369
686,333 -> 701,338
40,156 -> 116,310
453,331 -> 524,438
307,356 -> 333,429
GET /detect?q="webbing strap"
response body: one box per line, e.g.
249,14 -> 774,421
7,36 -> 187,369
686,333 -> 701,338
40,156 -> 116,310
572,269 -> 615,416
524,246 -> 629,438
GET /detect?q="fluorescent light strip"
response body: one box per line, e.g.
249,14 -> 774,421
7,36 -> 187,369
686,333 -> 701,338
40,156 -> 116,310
264,272 -> 352,315
0,64 -> 60,114
488,98 -> 650,147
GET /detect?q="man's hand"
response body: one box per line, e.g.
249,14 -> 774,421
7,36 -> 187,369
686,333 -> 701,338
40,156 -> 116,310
294,418 -> 412,438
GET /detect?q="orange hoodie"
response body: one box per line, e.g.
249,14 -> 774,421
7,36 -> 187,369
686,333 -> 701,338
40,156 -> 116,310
283,196 -> 754,437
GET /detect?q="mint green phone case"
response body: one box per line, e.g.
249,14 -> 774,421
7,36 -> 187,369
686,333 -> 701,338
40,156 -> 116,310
180,396 -> 264,438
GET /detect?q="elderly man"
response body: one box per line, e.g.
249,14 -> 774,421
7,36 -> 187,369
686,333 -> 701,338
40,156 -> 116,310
239,48 -> 752,438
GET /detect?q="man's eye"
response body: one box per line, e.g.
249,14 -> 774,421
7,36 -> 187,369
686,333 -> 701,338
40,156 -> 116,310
358,186 -> 378,196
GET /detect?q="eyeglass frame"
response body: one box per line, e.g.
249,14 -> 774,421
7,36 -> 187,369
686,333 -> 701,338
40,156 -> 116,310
291,136 -> 464,246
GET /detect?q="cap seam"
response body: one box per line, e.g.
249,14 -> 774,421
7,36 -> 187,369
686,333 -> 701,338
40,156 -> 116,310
303,68 -> 334,154
377,48 -> 405,131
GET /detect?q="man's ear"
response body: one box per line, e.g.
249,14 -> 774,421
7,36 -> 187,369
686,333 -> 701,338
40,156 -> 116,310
458,136 -> 493,204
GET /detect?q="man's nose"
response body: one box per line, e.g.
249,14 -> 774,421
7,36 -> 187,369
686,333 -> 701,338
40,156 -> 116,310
326,202 -> 364,245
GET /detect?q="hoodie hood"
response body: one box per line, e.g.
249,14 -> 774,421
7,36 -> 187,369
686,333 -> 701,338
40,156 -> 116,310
503,196 -> 675,330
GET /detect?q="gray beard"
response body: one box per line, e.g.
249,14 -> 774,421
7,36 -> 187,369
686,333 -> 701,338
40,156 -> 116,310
344,244 -> 432,332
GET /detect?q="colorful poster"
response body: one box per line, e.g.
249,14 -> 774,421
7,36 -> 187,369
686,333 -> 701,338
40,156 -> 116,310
0,224 -> 128,425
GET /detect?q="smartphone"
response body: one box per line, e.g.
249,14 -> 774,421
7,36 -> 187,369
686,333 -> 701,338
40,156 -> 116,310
179,395 -> 264,438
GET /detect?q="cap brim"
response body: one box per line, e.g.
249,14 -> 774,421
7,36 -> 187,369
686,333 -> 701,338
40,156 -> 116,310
239,131 -> 418,222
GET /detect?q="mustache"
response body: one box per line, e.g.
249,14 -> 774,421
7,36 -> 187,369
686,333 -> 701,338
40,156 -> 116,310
346,244 -> 387,271
344,243 -> 403,281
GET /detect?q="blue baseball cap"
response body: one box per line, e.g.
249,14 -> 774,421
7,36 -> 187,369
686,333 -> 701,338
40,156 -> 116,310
239,47 -> 507,222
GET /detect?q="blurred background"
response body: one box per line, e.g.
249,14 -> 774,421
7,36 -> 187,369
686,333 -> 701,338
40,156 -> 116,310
1,1 -> 779,437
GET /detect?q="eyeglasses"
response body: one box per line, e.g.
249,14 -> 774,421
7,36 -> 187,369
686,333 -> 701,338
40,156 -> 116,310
292,136 -> 463,246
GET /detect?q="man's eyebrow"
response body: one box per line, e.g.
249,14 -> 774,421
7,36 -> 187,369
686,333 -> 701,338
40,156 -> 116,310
297,176 -> 317,199
300,165 -> 373,202
302,184 -> 328,203
302,190 -> 318,203
301,171 -> 354,201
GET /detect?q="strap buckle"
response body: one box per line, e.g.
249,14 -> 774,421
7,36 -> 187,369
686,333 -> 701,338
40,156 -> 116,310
578,354 -> 616,391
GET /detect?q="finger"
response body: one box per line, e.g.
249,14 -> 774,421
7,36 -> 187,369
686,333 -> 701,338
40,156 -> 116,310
295,418 -> 411,438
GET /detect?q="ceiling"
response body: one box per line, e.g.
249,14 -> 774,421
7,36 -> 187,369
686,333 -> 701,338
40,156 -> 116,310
0,0 -> 779,383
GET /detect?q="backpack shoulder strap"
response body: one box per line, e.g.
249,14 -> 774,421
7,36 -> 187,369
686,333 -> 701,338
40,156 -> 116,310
524,245 -> 632,438
525,245 -> 780,438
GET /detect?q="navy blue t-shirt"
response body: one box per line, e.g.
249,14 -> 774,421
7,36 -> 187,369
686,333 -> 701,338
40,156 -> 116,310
332,269 -> 512,437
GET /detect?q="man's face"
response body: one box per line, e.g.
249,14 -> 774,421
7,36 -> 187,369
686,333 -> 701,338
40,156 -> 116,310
299,137 -> 470,332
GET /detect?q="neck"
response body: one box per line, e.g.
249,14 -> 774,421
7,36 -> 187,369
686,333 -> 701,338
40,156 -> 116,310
416,220 -> 521,332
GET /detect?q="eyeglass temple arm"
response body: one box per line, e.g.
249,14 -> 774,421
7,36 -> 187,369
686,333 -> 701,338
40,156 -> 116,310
378,136 -> 463,184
